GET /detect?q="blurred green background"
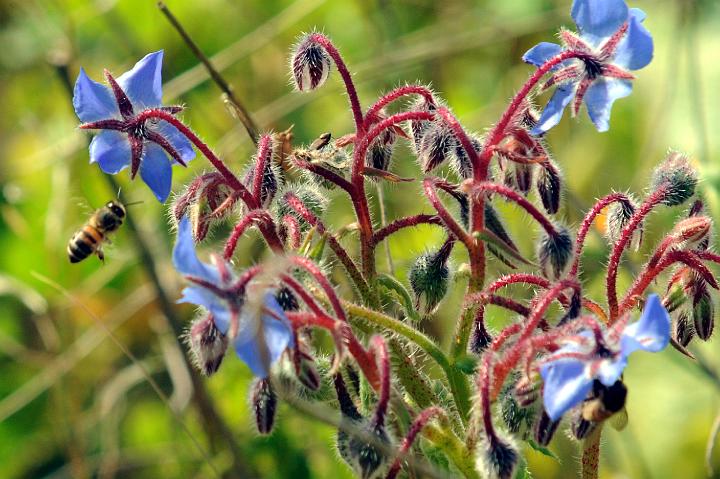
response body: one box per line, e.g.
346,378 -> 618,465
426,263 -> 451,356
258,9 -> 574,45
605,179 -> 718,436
1,0 -> 719,477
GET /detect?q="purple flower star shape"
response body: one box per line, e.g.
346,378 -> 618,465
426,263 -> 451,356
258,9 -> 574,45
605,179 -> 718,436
73,51 -> 195,202
173,216 -> 293,377
523,0 -> 653,133
540,294 -> 670,421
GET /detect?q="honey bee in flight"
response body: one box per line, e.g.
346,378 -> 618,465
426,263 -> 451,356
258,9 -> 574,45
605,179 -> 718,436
67,200 -> 127,263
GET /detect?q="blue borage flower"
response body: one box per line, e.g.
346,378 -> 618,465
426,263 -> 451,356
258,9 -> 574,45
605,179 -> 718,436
523,0 -> 653,134
173,216 -> 293,377
73,51 -> 196,202
540,294 -> 670,421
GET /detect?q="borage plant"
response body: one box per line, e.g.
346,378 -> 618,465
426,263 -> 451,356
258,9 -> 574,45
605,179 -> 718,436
72,0 -> 719,477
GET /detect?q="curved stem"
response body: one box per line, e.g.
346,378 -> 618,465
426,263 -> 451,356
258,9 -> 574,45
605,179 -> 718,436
386,407 -> 444,479
136,109 -> 251,203
570,192 -> 630,277
309,33 -> 364,134
224,210 -> 284,258
607,186 -> 668,321
364,84 -> 435,130
422,178 -> 472,247
372,214 -> 443,245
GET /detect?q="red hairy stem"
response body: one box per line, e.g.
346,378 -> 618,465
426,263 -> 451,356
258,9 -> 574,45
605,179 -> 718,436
370,336 -> 391,427
468,353 -> 500,450
372,214 -> 443,245
606,186 -> 669,322
289,256 -> 347,322
281,274 -> 330,319
283,193 -> 369,298
223,210 -> 283,259
281,215 -> 301,249
309,33 -> 364,134
491,323 -> 523,352
422,178 -> 473,247
619,249 -> 719,316
385,407 -> 444,479
569,192 -> 630,277
364,85 -> 435,131
229,265 -> 263,295
487,295 -> 531,316
251,135 -> 272,202
282,273 -> 379,389
173,172 -> 222,219
469,182 -> 559,237
136,109 -> 250,203
285,311 -> 336,330
477,50 -> 582,180
291,153 -> 355,194
209,192 -> 241,219
350,111 -> 435,279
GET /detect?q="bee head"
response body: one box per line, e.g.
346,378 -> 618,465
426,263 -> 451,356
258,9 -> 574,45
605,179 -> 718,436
106,200 -> 126,218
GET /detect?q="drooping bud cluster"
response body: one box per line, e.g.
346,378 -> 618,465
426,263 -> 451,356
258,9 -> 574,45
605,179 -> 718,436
172,172 -> 237,241
291,33 -> 332,92
606,195 -> 643,250
251,377 -> 278,434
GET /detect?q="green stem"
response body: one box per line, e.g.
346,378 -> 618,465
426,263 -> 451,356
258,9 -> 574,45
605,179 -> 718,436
343,300 -> 472,423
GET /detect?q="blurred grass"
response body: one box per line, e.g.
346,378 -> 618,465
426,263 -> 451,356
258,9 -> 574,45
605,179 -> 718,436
1,0 -> 719,477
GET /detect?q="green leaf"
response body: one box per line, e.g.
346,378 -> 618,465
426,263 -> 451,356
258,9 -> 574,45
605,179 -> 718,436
454,355 -> 478,375
527,439 -> 560,462
376,273 -> 421,322
476,229 -> 534,267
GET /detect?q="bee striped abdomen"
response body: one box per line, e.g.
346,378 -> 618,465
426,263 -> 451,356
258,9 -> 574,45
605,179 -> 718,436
67,226 -> 104,263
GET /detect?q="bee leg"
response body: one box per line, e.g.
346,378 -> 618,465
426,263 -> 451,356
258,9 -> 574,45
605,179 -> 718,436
97,249 -> 105,263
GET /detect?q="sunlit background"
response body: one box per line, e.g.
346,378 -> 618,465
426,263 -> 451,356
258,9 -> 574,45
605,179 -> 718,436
1,0 -> 719,477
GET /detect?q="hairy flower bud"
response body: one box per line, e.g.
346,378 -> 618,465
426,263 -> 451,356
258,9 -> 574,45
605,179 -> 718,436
651,151 -> 698,206
418,124 -> 457,173
606,196 -> 643,251
186,314 -> 228,376
469,320 -> 493,354
674,312 -> 695,347
409,240 -> 453,314
452,134 -> 483,179
408,96 -> 437,152
536,161 -> 562,214
244,153 -> 280,207
500,377 -> 535,438
537,226 -> 573,280
364,109 -> 397,173
514,164 -> 534,195
291,33 -> 332,92
251,378 -> 278,434
476,435 -> 519,479
671,216 -> 712,250
277,182 -> 328,230
693,287 -> 714,341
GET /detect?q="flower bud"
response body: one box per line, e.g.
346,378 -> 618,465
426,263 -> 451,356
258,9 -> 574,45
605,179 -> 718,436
408,95 -> 437,152
452,134 -> 483,179
277,182 -> 328,230
651,151 -> 698,206
606,196 -> 643,251
693,287 -> 714,341
251,378 -> 278,434
469,320 -> 493,354
537,226 -> 573,280
513,376 -> 539,408
674,312 -> 695,347
514,164 -> 533,195
418,123 -> 457,173
244,154 -> 280,207
476,436 -> 519,479
671,216 -> 712,250
500,377 -> 535,438
536,161 -> 562,214
533,410 -> 560,446
291,33 -> 332,92
409,240 -> 453,314
186,314 -> 228,376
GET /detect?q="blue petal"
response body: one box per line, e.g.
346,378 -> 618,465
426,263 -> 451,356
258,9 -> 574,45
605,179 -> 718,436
571,0 -> 629,46
172,216 -> 222,282
140,143 -> 173,202
531,85 -> 575,135
73,68 -> 119,122
620,294 -> 671,356
154,121 -> 196,163
117,51 -> 164,110
541,358 -> 594,421
597,356 -> 627,386
89,130 -> 131,174
178,285 -> 232,330
613,9 -> 653,70
233,313 -> 292,378
522,42 -> 564,67
584,78 -> 632,132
